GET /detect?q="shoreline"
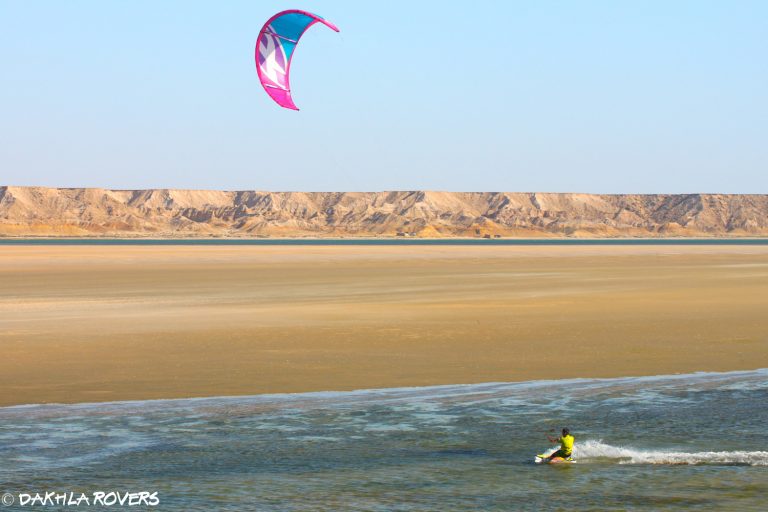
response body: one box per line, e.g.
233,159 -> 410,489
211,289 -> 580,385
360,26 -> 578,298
1,236 -> 767,245
2,367 -> 766,411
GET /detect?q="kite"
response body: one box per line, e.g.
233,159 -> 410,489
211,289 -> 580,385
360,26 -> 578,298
255,10 -> 340,110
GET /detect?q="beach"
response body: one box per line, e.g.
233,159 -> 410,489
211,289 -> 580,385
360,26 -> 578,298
1,243 -> 767,406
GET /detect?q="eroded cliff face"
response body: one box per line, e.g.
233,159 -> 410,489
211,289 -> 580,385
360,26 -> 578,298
1,186 -> 766,237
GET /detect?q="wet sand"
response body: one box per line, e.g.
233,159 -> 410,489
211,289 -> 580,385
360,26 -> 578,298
1,244 -> 767,406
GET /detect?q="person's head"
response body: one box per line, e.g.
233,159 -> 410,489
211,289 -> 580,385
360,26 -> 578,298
562,428 -> 570,436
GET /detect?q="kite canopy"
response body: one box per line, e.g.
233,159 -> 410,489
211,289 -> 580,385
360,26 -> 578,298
255,10 -> 340,110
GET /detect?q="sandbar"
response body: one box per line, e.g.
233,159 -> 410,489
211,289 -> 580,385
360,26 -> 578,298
1,244 -> 767,406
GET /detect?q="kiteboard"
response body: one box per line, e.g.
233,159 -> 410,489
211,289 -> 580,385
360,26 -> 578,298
535,454 -> 574,464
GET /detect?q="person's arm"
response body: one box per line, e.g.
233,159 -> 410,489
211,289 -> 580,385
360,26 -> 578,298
547,435 -> 560,443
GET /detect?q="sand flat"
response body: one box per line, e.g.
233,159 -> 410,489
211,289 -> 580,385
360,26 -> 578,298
1,244 -> 767,406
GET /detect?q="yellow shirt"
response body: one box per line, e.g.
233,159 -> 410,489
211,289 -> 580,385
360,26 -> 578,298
559,434 -> 574,455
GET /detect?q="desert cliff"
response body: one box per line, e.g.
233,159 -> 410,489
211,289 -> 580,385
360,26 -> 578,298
1,186 -> 766,237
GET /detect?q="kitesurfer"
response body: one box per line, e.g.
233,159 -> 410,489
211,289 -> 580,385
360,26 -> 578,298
545,428 -> 574,461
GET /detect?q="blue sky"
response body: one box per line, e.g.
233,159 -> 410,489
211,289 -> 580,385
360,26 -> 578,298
1,1 -> 766,192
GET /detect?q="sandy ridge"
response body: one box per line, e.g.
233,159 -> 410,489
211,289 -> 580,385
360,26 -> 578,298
2,186 -> 767,237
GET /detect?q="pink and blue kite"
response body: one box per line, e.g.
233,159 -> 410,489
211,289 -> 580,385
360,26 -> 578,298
255,10 -> 340,110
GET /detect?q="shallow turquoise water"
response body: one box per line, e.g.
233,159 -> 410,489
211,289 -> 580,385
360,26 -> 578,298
1,370 -> 767,510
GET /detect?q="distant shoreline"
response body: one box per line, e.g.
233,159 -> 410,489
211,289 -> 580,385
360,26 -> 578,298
2,237 -> 768,245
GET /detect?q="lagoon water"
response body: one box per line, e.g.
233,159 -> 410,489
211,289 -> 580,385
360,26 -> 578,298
1,237 -> 768,246
1,370 -> 767,511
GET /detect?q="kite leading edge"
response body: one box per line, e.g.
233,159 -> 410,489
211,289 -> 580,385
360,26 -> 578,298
255,10 -> 340,110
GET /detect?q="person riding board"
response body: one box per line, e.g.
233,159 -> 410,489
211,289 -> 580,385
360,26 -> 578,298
545,428 -> 574,461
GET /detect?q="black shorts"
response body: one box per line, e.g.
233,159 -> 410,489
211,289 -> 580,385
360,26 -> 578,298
551,449 -> 572,459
